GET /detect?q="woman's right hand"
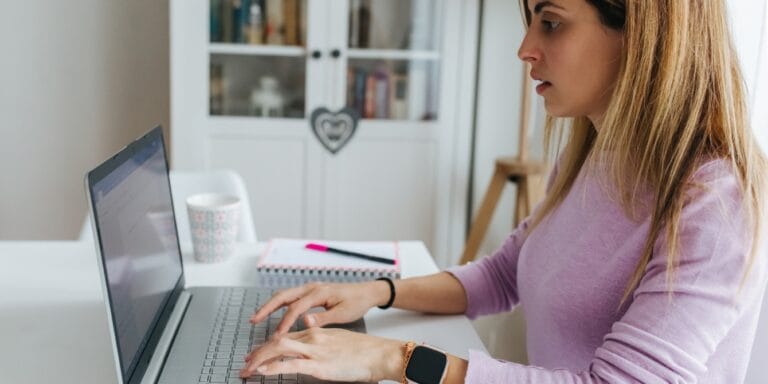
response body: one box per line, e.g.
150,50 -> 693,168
249,280 -> 389,334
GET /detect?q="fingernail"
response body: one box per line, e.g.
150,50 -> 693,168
256,365 -> 267,373
305,315 -> 315,326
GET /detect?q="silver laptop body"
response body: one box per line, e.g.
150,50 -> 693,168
85,126 -> 365,384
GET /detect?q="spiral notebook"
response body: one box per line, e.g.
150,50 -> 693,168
256,238 -> 400,286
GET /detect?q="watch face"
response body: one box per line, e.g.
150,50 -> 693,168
405,346 -> 448,384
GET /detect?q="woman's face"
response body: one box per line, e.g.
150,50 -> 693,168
518,0 -> 623,126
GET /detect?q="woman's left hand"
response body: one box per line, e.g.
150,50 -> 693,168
240,327 -> 404,383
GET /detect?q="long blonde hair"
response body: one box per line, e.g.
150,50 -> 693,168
523,0 -> 768,306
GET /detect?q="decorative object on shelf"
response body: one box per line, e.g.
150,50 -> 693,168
310,107 -> 360,155
246,2 -> 263,44
249,76 -> 285,117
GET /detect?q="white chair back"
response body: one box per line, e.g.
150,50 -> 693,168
170,169 -> 257,244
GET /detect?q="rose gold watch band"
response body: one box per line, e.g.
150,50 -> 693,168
401,341 -> 417,384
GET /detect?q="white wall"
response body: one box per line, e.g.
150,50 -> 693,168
0,0 -> 170,239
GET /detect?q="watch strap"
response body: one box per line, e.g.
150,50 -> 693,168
401,341 -> 417,384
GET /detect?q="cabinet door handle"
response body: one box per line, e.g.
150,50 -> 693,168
311,50 -> 322,59
330,49 -> 341,59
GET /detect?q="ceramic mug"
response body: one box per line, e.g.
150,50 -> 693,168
186,193 -> 241,263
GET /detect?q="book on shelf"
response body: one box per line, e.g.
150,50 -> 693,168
346,68 -> 356,110
389,74 -> 408,120
210,0 -> 223,42
282,0 -> 299,46
298,1 -> 307,46
364,73 -> 377,118
221,0 -> 233,42
232,0 -> 244,42
348,0 -> 360,48
353,68 -> 367,117
347,66 -> 418,120
256,239 -> 401,285
357,0 -> 371,48
374,68 -> 389,119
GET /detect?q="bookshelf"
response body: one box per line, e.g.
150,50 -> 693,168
347,49 -> 441,60
205,0 -> 444,121
171,0 -> 479,264
208,44 -> 306,56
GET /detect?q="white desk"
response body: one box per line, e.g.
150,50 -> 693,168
0,241 -> 486,384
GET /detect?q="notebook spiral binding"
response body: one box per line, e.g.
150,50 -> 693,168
256,267 -> 399,289
257,266 -> 398,278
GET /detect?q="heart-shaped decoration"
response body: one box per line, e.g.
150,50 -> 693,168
310,107 -> 359,155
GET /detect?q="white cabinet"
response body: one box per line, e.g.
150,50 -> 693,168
170,0 -> 479,265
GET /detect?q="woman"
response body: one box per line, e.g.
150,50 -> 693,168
240,0 -> 768,382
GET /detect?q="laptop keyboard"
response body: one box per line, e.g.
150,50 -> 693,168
200,287 -> 300,384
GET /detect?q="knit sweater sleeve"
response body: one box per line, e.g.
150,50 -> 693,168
446,160 -> 561,318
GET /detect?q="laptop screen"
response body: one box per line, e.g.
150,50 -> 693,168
87,127 -> 183,382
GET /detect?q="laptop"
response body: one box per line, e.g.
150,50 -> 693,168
85,126 -> 366,384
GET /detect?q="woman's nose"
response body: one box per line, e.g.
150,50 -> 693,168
517,32 -> 540,63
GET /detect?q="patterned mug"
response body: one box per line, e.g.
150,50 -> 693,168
186,193 -> 241,263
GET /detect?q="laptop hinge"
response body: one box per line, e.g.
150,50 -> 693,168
140,291 -> 192,384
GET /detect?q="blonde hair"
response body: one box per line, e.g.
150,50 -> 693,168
523,0 -> 768,306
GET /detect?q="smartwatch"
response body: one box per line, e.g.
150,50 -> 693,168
405,344 -> 449,384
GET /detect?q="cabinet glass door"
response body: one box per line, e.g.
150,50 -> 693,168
209,0 -> 308,118
345,0 -> 442,121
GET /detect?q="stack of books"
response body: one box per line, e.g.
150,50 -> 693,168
346,65 -> 434,121
210,0 -> 304,46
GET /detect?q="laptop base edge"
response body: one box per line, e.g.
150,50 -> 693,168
140,291 -> 191,384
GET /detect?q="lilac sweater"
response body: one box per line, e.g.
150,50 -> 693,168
448,159 -> 768,383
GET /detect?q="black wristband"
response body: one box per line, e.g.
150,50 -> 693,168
376,277 -> 396,309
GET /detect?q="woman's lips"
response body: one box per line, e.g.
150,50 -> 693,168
535,81 -> 552,94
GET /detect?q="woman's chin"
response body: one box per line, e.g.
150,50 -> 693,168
542,105 -> 571,118
541,100 -> 582,119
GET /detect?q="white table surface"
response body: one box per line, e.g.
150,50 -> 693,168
0,241 -> 486,384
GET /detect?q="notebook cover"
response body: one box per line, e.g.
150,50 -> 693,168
256,238 -> 401,280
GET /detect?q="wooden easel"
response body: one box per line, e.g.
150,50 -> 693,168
459,63 -> 548,265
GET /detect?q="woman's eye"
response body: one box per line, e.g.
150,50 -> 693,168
542,20 -> 561,31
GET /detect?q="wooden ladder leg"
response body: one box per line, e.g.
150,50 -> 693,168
460,165 -> 508,264
514,176 -> 529,228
